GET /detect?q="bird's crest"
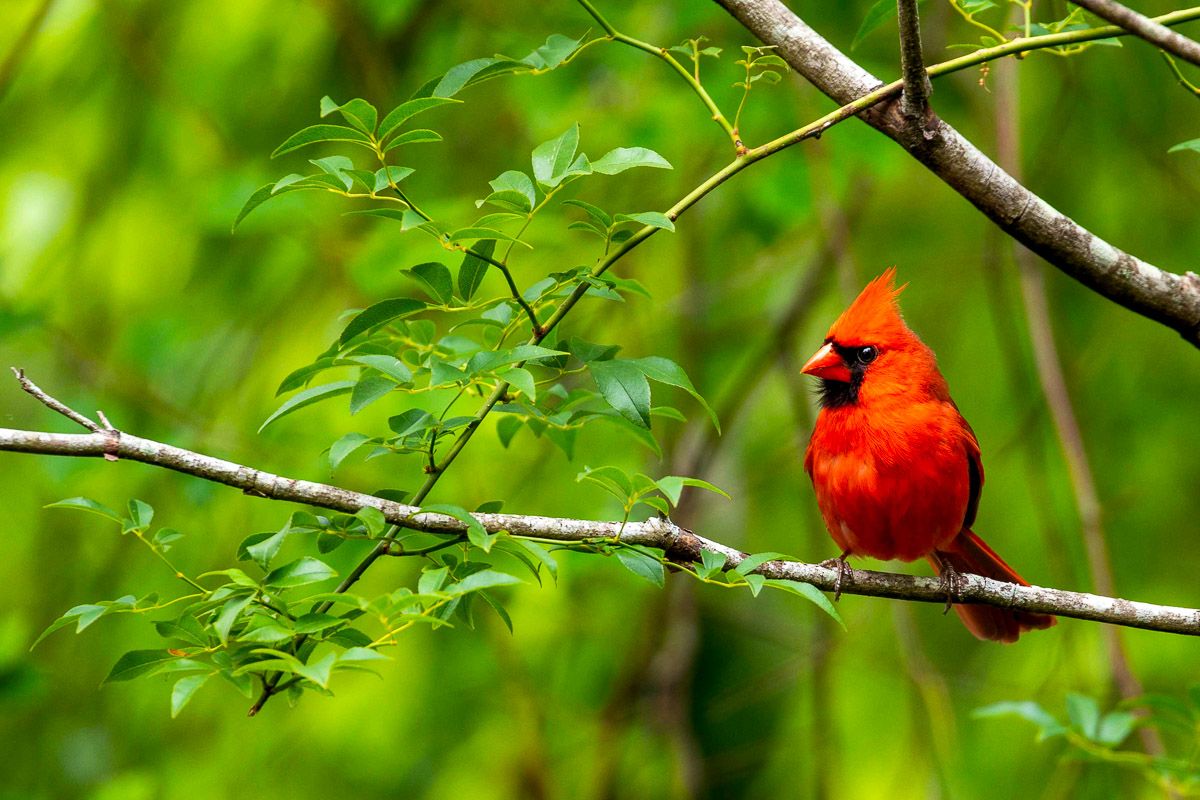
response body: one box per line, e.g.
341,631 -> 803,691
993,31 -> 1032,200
826,267 -> 911,346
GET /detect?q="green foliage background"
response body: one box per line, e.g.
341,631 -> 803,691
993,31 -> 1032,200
1,0 -> 1198,797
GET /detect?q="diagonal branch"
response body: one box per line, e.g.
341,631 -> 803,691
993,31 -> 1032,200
3,420 -> 1200,637
1071,0 -> 1200,67
713,0 -> 1200,347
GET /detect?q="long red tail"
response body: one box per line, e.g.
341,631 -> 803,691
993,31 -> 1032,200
926,530 -> 1056,643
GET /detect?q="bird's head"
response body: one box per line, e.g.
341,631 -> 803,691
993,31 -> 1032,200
801,268 -> 931,408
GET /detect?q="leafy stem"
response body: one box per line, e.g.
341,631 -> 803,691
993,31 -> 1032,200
573,0 -> 739,148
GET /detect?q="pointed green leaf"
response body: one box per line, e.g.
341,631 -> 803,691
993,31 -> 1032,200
271,124 -> 373,158
379,97 -> 460,141
615,212 -> 675,232
340,298 -> 427,344
616,548 -> 664,587
259,381 -> 355,433
591,147 -> 672,175
532,123 -> 580,186
102,649 -> 181,685
457,239 -> 496,301
170,673 -> 212,718
350,375 -> 396,415
402,261 -> 454,304
588,359 -> 652,429
627,356 -> 719,431
44,497 -> 123,524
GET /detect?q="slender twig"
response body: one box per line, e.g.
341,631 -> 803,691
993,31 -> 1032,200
896,0 -> 931,124
457,247 -> 543,333
4,413 -> 1200,636
573,0 -> 741,148
10,368 -> 102,432
1161,50 -> 1200,98
1071,0 -> 1200,67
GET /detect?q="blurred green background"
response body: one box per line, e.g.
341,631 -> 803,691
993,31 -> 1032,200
2,0 -> 1199,797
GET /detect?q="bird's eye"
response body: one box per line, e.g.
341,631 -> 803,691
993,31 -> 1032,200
857,346 -> 877,365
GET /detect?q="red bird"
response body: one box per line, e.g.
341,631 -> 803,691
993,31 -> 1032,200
801,269 -> 1055,643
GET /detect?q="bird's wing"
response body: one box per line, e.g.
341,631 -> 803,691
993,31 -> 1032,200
956,408 -> 985,530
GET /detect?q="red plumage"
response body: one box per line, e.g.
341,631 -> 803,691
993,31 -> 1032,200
801,269 -> 1054,643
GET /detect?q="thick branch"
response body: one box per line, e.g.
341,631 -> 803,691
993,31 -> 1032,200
1071,0 -> 1200,67
4,424 -> 1199,636
714,0 -> 1200,347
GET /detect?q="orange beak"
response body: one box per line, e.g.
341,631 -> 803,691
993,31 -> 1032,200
801,342 -> 853,382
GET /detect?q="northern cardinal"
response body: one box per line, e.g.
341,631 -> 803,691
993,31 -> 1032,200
801,269 -> 1055,642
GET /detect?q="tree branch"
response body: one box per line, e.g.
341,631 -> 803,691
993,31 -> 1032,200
3,421 -> 1199,636
713,0 -> 1200,347
1071,0 -> 1200,67
896,0 -> 931,126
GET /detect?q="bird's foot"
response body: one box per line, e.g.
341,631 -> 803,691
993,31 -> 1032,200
938,561 -> 966,615
818,550 -> 852,601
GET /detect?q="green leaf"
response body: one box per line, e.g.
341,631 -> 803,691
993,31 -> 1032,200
589,360 -> 652,429
468,345 -> 566,375
350,375 -> 396,415
232,182 -> 325,231
496,415 -> 522,447
764,579 -> 844,627
500,367 -> 535,401
343,208 -> 425,229
614,212 -> 675,232
103,649 -> 182,684
447,569 -> 523,595
295,653 -> 337,689
265,557 -> 338,589
851,0 -> 893,50
1097,711 -> 1136,746
562,199 -> 612,227
381,129 -> 442,152
489,170 -> 537,211
356,506 -> 386,537
973,701 -> 1067,741
340,298 -> 427,344
329,433 -> 371,472
628,356 -> 719,431
44,497 -> 123,524
616,548 -> 664,587
457,239 -> 497,301
532,123 -> 580,187
1169,138 -> 1200,154
477,190 -> 533,214
378,97 -> 460,141
372,166 -> 415,192
697,549 -> 727,580
418,504 -> 494,552
733,552 -> 790,576
154,617 -> 208,647
591,147 -> 672,175
389,408 -> 438,437
246,526 -> 289,571
448,227 -> 528,245
293,613 -> 345,635
523,33 -> 584,70
434,58 -> 500,97
271,124 -> 373,158
170,674 -> 212,718
350,355 -> 412,384
418,566 -> 449,595
340,646 -> 389,663
401,262 -> 454,304
214,594 -> 254,644
320,97 -> 377,134
259,381 -> 356,433
1067,693 -> 1101,739
655,476 -> 731,506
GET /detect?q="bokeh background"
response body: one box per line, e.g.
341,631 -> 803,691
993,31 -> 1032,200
2,0 -> 1199,798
